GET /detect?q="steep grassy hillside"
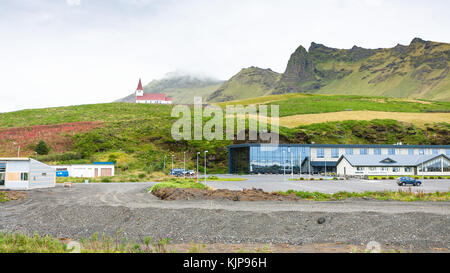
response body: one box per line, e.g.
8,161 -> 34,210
208,67 -> 281,102
210,38 -> 450,102
117,74 -> 223,104
0,96 -> 448,176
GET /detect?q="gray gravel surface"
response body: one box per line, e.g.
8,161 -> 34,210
205,174 -> 450,193
1,183 -> 449,251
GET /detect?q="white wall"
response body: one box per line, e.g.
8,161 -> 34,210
311,147 -> 449,163
4,160 -> 30,190
29,159 -> 55,189
53,164 -> 115,177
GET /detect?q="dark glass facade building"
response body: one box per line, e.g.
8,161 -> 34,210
228,143 -> 450,174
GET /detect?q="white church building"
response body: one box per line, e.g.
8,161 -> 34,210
135,79 -> 173,104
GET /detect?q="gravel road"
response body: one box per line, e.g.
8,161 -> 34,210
1,183 -> 449,251
206,174 -> 450,193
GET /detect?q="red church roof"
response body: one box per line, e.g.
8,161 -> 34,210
136,93 -> 170,101
136,79 -> 143,91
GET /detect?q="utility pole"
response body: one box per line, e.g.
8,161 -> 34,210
171,154 -> 174,172
197,152 -> 200,184
204,151 -> 208,186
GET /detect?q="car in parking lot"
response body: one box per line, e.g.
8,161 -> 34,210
397,177 -> 422,186
170,168 -> 185,177
170,169 -> 196,177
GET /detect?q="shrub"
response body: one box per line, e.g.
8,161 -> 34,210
138,173 -> 146,179
101,177 -> 112,183
34,140 -> 50,155
207,176 -> 219,180
388,176 -> 395,180
373,177 -> 378,180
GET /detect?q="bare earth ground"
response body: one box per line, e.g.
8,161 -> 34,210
0,183 -> 449,252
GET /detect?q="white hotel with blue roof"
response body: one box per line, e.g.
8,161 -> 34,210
228,144 -> 450,177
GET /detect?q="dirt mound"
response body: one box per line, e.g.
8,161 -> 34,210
152,187 -> 301,201
1,191 -> 27,201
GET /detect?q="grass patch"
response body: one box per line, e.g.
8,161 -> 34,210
368,175 -> 450,180
0,192 -> 10,202
148,178 -> 207,192
278,189 -> 450,202
0,231 -> 172,253
206,176 -> 247,181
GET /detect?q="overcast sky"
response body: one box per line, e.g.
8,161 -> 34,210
0,0 -> 449,112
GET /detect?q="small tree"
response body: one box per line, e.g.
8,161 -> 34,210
34,140 -> 50,155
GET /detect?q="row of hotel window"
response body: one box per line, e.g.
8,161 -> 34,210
356,166 -> 449,172
317,148 -> 450,158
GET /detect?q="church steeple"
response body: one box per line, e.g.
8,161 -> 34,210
136,78 -> 144,97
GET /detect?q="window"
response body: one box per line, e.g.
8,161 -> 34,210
0,163 -> 6,172
447,149 -> 450,156
356,167 -> 364,171
404,167 -> 411,172
419,149 -> 425,155
317,149 -> 324,158
392,167 -> 400,172
432,149 -> 439,155
42,173 -> 47,177
381,167 -> 388,171
408,149 -> 414,155
331,148 -> 339,158
419,157 -> 449,172
369,167 -> 376,171
360,148 -> 367,155
374,148 -> 381,155
345,148 -> 353,155
388,148 -> 395,155
20,173 -> 28,181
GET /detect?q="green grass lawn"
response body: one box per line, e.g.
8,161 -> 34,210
268,95 -> 450,117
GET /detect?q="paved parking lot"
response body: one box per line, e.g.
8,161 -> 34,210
205,174 -> 450,193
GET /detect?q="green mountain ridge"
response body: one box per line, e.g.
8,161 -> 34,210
208,67 -> 281,102
209,38 -> 450,102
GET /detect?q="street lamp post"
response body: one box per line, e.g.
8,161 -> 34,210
13,142 -> 20,157
204,151 -> 208,186
197,152 -> 200,184
283,150 -> 286,182
290,151 -> 293,179
171,155 -> 174,172
163,155 -> 166,173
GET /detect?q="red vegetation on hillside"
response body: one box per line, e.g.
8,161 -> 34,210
0,122 -> 102,156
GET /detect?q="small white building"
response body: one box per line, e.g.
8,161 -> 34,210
0,158 -> 56,190
336,154 -> 450,177
53,162 -> 115,178
134,78 -> 173,104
